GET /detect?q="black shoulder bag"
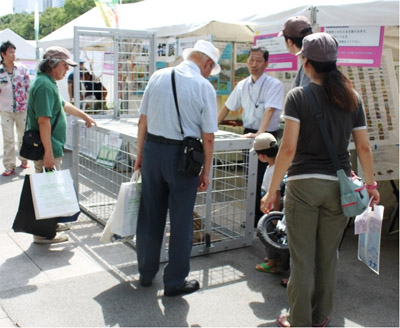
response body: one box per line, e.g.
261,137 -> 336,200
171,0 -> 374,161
20,109 -> 61,161
303,84 -> 369,217
171,69 -> 204,176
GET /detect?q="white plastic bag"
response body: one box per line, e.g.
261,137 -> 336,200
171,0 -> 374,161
357,202 -> 384,275
354,197 -> 374,235
30,169 -> 80,220
100,170 -> 141,242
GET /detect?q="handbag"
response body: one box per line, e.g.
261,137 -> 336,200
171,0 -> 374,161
100,170 -> 141,242
12,175 -> 58,238
171,69 -> 204,176
19,109 -> 61,160
30,168 -> 80,220
303,85 -> 369,217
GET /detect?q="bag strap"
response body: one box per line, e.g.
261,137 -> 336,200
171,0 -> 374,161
171,69 -> 184,137
25,108 -> 61,133
51,109 -> 61,133
303,84 -> 342,171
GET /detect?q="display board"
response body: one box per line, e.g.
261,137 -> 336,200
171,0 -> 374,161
340,49 -> 398,146
341,49 -> 398,180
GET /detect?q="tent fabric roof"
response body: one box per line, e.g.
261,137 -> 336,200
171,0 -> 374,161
39,0 -> 399,50
0,28 -> 36,60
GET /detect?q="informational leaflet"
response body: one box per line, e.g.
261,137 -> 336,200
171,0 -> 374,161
96,131 -> 123,168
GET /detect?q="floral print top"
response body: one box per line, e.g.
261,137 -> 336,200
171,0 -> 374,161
0,62 -> 30,112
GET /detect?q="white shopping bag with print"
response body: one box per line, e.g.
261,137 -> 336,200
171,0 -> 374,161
30,169 -> 80,220
357,203 -> 384,275
100,170 -> 141,242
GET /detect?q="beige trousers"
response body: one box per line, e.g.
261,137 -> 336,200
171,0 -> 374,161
1,111 -> 27,170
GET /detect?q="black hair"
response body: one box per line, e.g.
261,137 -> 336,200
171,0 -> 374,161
308,59 -> 358,112
256,144 -> 279,158
0,41 -> 16,63
249,46 -> 269,62
284,36 -> 303,49
284,27 -> 313,48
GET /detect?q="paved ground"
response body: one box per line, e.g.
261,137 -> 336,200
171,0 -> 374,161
0,133 -> 398,327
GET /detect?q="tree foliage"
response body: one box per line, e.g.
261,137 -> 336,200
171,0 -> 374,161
0,0 -> 142,40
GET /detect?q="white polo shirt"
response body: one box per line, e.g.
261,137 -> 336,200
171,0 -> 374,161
225,74 -> 284,131
139,61 -> 218,140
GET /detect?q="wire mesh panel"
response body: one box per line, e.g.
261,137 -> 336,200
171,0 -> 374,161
72,119 -> 138,224
73,121 -> 257,259
73,27 -> 156,118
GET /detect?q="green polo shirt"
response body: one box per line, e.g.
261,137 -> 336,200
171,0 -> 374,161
27,72 -> 67,159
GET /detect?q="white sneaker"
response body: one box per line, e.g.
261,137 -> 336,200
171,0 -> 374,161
33,233 -> 69,244
56,223 -> 71,232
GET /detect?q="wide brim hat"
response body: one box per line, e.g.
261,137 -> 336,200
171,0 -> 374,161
43,46 -> 77,67
182,40 -> 221,75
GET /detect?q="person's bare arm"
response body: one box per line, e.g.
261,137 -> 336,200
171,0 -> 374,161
198,132 -> 214,192
353,129 -> 380,204
63,101 -> 96,128
38,116 -> 55,169
261,119 -> 299,213
134,114 -> 147,171
68,82 -> 73,102
217,105 -> 230,125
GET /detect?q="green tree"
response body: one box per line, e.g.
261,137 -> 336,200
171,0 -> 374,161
0,0 -> 143,40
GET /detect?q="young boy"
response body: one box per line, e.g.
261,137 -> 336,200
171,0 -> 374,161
252,133 -> 282,273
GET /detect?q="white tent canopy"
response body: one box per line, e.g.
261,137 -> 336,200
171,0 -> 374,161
39,0 -> 399,50
0,28 -> 36,60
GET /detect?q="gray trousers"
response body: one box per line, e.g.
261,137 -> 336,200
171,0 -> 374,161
136,140 -> 199,291
284,178 -> 347,327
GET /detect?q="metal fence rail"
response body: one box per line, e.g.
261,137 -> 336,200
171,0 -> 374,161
72,120 -> 257,261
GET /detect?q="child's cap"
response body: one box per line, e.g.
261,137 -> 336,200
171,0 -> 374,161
251,133 -> 277,152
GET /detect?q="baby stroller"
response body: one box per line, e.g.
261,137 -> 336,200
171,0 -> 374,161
256,177 -> 290,270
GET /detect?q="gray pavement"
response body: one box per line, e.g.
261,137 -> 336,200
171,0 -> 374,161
0,138 -> 398,327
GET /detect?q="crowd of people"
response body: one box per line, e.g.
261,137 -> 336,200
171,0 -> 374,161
1,14 -> 381,327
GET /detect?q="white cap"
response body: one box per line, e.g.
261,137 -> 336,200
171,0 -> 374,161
182,40 -> 221,75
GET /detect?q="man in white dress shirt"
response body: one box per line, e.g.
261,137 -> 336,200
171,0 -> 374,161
218,46 -> 284,225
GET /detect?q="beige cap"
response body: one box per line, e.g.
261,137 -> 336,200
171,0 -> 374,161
251,133 -> 277,152
43,46 -> 77,67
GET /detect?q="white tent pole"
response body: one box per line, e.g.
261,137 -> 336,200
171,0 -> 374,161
34,0 -> 40,64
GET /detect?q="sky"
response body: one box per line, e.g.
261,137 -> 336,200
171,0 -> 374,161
0,0 -> 13,18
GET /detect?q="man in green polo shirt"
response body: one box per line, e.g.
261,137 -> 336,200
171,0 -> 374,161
27,46 -> 96,244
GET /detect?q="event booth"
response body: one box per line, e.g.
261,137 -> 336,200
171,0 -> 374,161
37,0 -> 399,258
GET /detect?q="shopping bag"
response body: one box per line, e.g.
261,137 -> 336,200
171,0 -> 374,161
100,170 -> 141,242
30,169 -> 80,220
354,197 -> 374,235
357,202 -> 384,275
12,175 -> 58,238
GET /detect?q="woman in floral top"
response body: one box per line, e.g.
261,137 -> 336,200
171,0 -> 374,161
0,41 -> 30,176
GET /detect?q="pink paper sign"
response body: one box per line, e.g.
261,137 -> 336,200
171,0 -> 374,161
254,33 -> 297,72
321,26 -> 384,67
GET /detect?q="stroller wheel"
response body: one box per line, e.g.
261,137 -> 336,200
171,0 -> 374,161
257,212 -> 289,251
